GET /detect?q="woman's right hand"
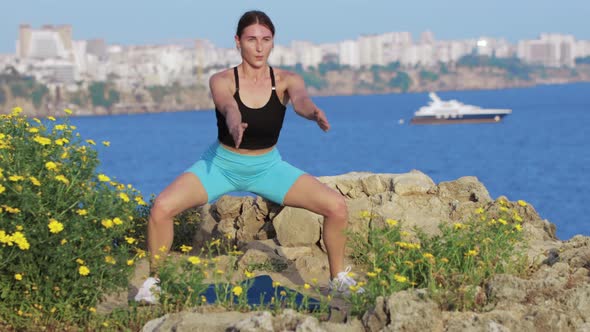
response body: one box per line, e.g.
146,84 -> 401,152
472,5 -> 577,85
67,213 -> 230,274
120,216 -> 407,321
229,122 -> 248,149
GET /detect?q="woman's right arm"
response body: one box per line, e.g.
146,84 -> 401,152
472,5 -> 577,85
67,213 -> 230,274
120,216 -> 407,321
209,72 -> 248,148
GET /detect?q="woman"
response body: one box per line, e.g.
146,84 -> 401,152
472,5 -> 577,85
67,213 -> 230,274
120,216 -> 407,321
135,10 -> 362,303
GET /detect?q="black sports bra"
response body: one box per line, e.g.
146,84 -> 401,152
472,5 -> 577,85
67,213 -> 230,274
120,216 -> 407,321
215,66 -> 287,149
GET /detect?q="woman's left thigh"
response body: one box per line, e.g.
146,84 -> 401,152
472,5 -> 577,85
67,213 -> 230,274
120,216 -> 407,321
282,174 -> 347,216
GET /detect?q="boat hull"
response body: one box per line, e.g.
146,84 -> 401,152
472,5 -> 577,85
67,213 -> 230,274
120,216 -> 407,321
410,113 -> 509,125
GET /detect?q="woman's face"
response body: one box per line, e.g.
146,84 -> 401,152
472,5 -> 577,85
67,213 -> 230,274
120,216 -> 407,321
235,23 -> 274,68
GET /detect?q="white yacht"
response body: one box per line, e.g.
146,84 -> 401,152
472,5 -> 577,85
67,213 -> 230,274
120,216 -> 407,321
410,92 -> 512,124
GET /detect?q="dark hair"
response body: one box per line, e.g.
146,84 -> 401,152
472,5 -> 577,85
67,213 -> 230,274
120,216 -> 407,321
236,10 -> 275,38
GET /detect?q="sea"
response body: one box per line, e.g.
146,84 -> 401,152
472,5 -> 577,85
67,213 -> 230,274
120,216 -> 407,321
69,82 -> 590,240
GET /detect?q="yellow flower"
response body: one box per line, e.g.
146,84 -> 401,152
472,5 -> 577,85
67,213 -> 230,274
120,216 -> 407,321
12,232 -> 30,250
422,252 -> 434,259
280,290 -> 287,296
440,257 -> 449,263
232,286 -> 243,296
367,272 -> 377,278
76,258 -> 85,264
105,256 -> 116,264
465,249 -> 479,257
0,184 -> 5,194
180,244 -> 192,253
393,274 -> 407,283
475,207 -> 485,214
33,136 -> 52,146
8,175 -> 24,182
125,236 -> 136,244
48,219 -> 64,234
188,256 -> 201,265
453,223 -> 464,230
113,217 -> 123,225
60,239 -> 68,245
244,270 -> 254,278
127,259 -> 134,266
76,209 -> 88,216
385,218 -> 398,227
272,281 -> 281,288
498,218 -> 508,225
55,175 -> 70,185
514,224 -> 523,232
201,296 -> 207,303
47,116 -> 56,121
45,161 -> 58,171
135,196 -> 147,206
88,307 -> 96,313
97,174 -> 110,182
54,124 -> 67,130
303,283 -> 311,290
102,141 -> 110,147
28,127 -> 39,133
64,108 -> 72,115
79,266 -> 90,276
2,205 -> 21,214
86,139 -> 96,145
15,273 -> 23,281
12,106 -> 23,115
136,248 -> 146,258
118,192 -> 130,202
518,200 -> 528,207
101,219 -> 114,228
29,176 -> 41,186
216,269 -> 224,275
513,213 -> 523,223
500,206 -> 509,212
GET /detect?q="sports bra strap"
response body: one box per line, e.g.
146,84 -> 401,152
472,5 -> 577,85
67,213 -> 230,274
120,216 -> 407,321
233,66 -> 239,91
269,66 -> 276,90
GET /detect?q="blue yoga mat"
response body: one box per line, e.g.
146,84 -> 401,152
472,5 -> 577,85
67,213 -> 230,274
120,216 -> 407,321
201,275 -> 322,311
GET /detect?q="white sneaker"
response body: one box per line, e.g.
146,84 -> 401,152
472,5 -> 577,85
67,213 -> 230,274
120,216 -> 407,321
134,277 -> 161,304
329,266 -> 365,296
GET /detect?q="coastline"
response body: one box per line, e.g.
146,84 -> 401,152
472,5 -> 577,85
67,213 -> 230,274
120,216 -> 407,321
3,65 -> 590,117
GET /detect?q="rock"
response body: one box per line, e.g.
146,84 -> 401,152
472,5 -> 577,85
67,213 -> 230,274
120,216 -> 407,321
273,207 -> 321,247
276,246 -> 313,261
392,170 -> 436,196
362,296 -> 388,332
438,176 -> 491,203
229,311 -> 274,332
142,311 -> 257,332
383,289 -> 443,331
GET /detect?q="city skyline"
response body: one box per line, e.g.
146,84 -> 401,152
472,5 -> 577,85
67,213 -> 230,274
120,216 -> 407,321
1,0 -> 589,53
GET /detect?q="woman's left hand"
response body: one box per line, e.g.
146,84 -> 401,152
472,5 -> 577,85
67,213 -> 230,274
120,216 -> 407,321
314,109 -> 330,132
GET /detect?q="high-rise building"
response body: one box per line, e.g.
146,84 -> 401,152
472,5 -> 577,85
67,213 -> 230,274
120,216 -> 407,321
17,24 -> 73,59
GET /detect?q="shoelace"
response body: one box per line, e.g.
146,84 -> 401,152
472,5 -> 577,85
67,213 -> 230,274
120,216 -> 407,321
334,266 -> 357,291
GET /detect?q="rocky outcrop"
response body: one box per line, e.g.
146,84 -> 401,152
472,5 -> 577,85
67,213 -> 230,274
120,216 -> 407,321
139,171 -> 590,332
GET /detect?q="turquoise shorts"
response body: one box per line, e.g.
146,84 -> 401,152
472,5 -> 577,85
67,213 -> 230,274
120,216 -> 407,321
185,142 -> 306,205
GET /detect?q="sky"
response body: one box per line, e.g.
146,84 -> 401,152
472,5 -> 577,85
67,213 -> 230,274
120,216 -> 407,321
1,0 -> 589,53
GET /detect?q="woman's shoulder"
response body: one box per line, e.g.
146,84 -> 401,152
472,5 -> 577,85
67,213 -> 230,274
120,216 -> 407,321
209,68 -> 235,85
273,68 -> 301,85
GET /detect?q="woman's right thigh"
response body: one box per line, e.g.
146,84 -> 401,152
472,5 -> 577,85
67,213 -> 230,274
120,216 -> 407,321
152,172 -> 209,218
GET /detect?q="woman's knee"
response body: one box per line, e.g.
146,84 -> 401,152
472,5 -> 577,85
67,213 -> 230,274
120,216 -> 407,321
323,195 -> 348,221
149,196 -> 178,224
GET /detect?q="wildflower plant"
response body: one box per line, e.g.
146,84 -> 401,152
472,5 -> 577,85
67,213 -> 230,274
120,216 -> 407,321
0,108 -> 145,329
348,203 -> 527,315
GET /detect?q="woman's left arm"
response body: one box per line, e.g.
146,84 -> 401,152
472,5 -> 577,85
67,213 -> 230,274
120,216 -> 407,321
286,72 -> 330,132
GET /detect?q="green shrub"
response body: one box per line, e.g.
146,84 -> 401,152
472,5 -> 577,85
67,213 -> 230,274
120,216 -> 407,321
348,200 -> 528,315
0,107 -> 147,329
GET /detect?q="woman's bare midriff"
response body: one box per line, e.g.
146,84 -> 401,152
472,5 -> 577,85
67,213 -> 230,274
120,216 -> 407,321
219,142 -> 276,155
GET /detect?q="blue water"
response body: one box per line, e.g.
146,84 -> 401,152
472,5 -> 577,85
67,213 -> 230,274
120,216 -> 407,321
70,82 -> 590,240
